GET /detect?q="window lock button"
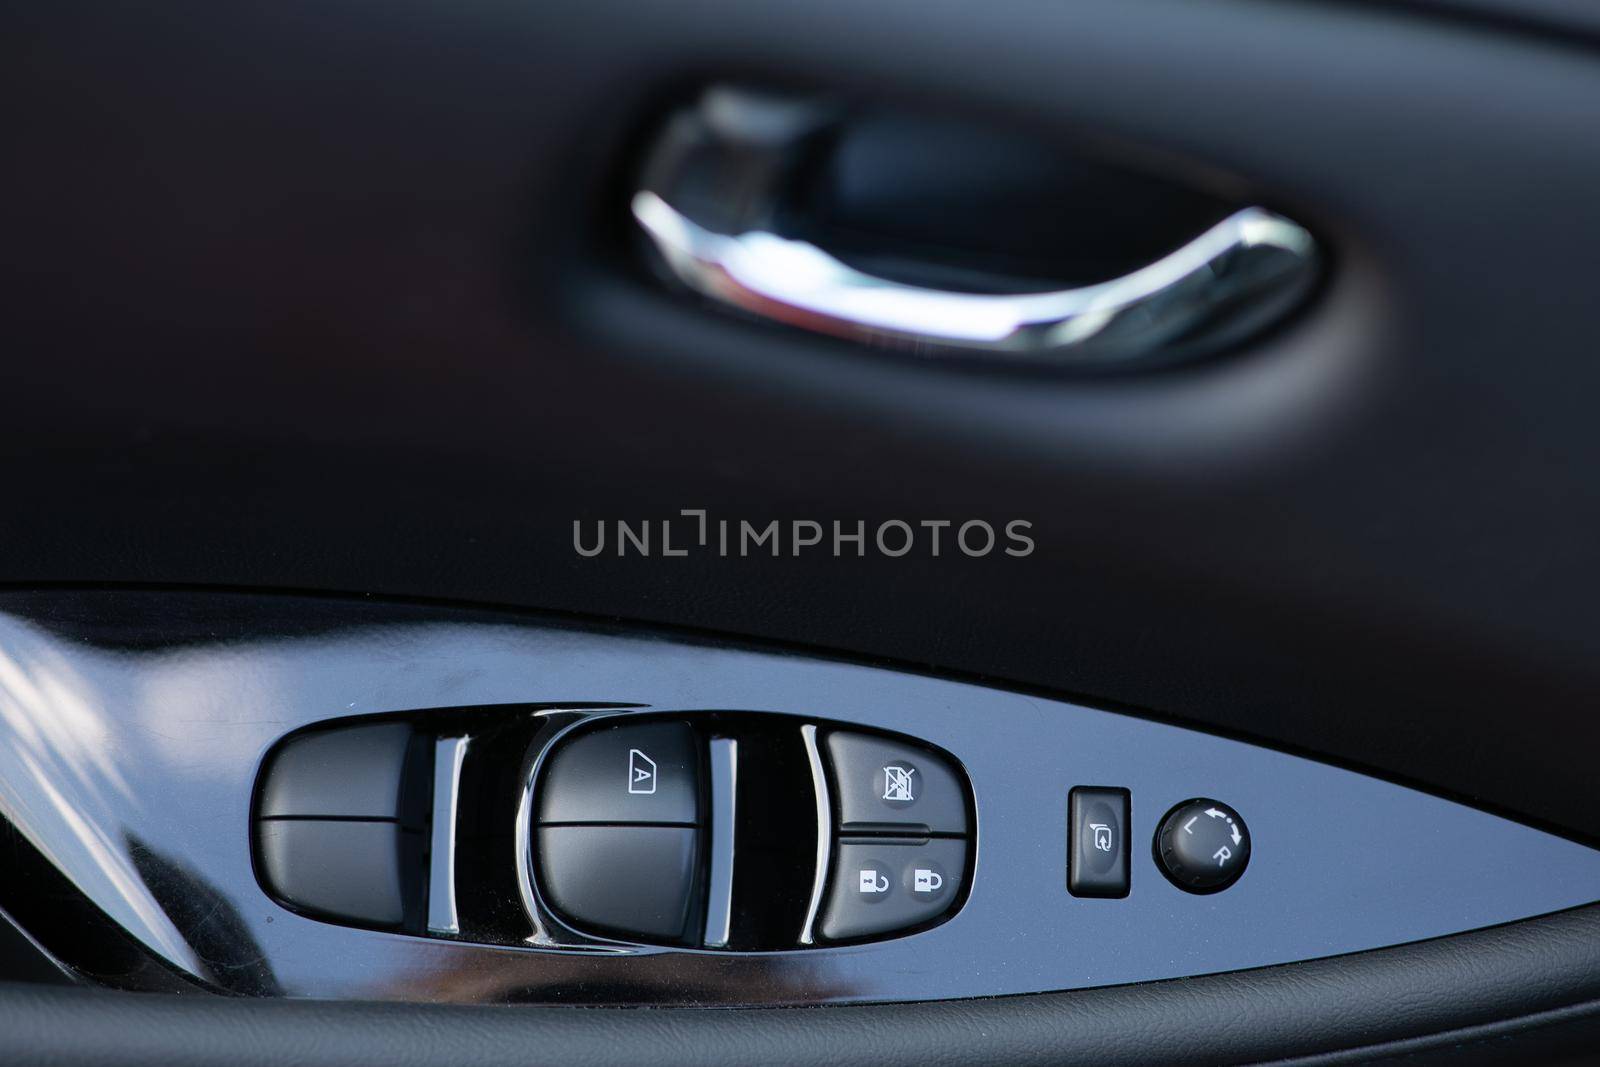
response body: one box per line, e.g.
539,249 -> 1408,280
824,731 -> 967,835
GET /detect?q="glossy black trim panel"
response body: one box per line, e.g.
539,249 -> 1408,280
0,591 -> 1595,1005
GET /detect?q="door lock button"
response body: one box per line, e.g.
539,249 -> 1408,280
820,837 -> 966,941
1156,798 -> 1251,893
1068,786 -> 1130,898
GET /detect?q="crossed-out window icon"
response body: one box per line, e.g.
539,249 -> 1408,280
882,764 -> 916,802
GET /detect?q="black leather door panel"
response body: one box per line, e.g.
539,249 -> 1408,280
5,0 -> 1600,893
8,1 -> 1600,1063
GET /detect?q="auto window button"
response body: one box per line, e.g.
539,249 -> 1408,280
824,731 -> 967,835
536,825 -> 702,943
537,720 -> 702,827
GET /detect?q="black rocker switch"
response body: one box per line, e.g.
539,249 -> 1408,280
253,722 -> 429,930
537,720 -> 702,826
535,719 -> 707,944
536,825 -> 702,941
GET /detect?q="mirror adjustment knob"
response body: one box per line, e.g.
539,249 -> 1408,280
1155,798 -> 1250,893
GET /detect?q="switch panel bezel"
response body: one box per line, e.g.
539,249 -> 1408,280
1,592 -> 1596,1007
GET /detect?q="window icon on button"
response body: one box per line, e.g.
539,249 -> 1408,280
627,748 -> 657,795
882,764 -> 916,802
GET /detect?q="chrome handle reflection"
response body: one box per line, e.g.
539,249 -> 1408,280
632,191 -> 1318,368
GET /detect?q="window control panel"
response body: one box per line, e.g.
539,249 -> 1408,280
250,707 -> 1252,955
252,711 -> 977,949
23,602 -> 1597,1006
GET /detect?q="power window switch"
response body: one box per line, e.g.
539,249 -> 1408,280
537,720 -> 702,827
255,820 -> 421,928
257,723 -> 421,822
536,825 -> 702,944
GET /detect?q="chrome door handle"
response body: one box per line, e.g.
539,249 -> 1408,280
630,89 -> 1320,369
633,190 -> 1317,368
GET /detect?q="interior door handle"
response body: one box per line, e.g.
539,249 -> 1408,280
634,192 -> 1316,367
631,89 -> 1320,370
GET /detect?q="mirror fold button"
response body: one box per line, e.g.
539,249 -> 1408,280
1068,786 -> 1130,898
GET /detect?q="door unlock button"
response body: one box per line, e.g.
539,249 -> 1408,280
857,864 -> 892,899
821,838 -> 966,940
